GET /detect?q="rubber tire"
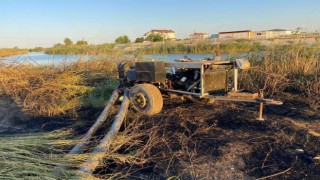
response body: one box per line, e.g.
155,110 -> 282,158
129,84 -> 163,115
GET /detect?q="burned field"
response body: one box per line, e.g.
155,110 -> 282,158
0,93 -> 319,179
61,94 -> 319,179
0,44 -> 320,179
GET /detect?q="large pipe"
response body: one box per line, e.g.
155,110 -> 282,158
69,90 -> 119,155
78,94 -> 130,175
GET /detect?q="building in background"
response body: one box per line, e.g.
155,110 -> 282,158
266,29 -> 293,38
219,30 -> 253,40
253,29 -> 293,39
144,29 -> 176,40
211,34 -> 219,39
189,32 -> 209,40
253,31 -> 267,40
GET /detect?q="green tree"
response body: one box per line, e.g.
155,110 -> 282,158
54,43 -> 63,48
146,33 -> 164,42
115,35 -> 130,44
64,38 -> 73,45
134,37 -> 144,43
31,47 -> 44,52
76,40 -> 88,45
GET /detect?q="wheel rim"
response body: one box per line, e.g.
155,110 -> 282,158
132,93 -> 147,109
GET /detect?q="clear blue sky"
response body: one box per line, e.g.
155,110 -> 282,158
1,0 -> 320,48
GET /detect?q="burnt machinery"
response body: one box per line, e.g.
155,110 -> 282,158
117,59 -> 282,120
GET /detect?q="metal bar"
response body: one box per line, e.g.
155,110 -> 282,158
166,89 -> 201,96
256,90 -> 265,121
257,102 -> 265,121
233,68 -> 238,92
200,64 -> 205,96
205,95 -> 283,105
187,79 -> 200,91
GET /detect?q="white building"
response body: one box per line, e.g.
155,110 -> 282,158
253,29 -> 293,39
144,29 -> 176,40
189,32 -> 209,40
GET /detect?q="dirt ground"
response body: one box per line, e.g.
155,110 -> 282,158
1,93 -> 319,179
0,95 -> 28,133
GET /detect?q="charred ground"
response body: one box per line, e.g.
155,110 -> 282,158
0,90 -> 319,179
69,93 -> 320,179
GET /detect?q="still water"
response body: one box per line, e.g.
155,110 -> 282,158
1,52 -> 248,66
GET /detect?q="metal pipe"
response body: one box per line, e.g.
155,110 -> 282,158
166,89 -> 201,96
187,80 -> 200,91
78,94 -> 130,175
256,90 -> 265,121
200,64 -> 205,96
257,102 -> 264,121
69,90 -> 119,154
233,68 -> 238,92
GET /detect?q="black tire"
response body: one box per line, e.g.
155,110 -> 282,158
129,84 -> 163,115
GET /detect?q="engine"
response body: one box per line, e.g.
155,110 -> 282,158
167,68 -> 201,93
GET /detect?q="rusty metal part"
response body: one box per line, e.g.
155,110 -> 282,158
256,90 -> 265,121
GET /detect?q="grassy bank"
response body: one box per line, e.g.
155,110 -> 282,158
44,40 -> 265,55
45,44 -> 116,55
0,48 -> 28,58
136,40 -> 265,54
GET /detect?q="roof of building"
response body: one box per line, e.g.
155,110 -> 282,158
269,29 -> 292,32
190,32 -> 208,36
219,30 -> 252,34
150,29 -> 175,33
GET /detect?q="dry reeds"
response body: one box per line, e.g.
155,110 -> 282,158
239,43 -> 320,111
0,65 -> 89,116
0,129 -> 87,179
0,53 -> 124,117
0,48 -> 28,58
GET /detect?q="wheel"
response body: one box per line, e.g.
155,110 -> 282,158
129,84 -> 163,115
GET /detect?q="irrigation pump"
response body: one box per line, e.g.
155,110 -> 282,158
68,58 -> 283,177
118,58 -> 282,117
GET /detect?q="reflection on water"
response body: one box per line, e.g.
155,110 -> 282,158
1,52 -> 250,66
1,52 -> 86,66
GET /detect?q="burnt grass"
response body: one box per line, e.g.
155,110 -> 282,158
2,94 -> 319,179
83,94 -> 319,179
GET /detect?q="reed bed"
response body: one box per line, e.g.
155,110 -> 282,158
240,42 -> 320,110
0,53 -> 123,117
45,44 -> 116,55
0,48 -> 28,58
136,40 -> 264,54
0,129 -> 89,179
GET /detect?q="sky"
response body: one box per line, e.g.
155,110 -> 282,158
0,0 -> 320,48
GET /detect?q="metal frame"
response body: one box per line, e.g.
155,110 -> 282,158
163,60 -> 283,107
165,61 -> 232,97
130,60 -> 283,120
